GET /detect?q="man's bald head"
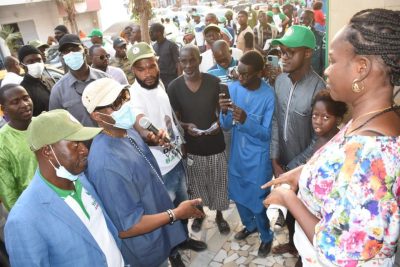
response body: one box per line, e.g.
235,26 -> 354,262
180,44 -> 201,60
211,40 -> 232,69
4,56 -> 21,74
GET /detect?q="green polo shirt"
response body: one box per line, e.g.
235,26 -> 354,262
40,172 -> 90,219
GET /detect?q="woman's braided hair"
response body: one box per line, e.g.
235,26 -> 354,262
346,9 -> 400,86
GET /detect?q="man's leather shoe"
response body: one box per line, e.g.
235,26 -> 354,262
179,238 -> 207,252
234,228 -> 257,240
169,253 -> 185,267
258,241 -> 272,257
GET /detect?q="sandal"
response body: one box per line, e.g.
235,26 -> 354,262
191,217 -> 204,232
216,217 -> 231,235
272,243 -> 298,256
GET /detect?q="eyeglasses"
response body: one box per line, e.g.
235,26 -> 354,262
94,88 -> 130,111
94,54 -> 111,60
280,47 -> 305,59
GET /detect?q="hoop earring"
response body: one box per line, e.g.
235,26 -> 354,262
352,79 -> 364,93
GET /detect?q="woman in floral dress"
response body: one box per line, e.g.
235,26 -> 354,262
263,8 -> 400,267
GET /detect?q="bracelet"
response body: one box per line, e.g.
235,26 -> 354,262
166,209 -> 176,225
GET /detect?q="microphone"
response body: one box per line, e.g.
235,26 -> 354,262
139,117 -> 171,143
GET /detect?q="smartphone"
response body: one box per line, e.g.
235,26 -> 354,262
267,55 -> 279,68
219,83 -> 231,99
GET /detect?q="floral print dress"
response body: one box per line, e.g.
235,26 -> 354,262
295,123 -> 400,267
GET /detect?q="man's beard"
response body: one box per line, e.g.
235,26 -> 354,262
136,73 -> 160,90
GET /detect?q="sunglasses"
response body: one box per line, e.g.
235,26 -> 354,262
94,54 -> 111,60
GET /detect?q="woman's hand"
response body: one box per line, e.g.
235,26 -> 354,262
261,165 -> 304,192
263,186 -> 294,208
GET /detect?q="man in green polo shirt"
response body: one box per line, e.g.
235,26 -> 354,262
5,109 -> 124,267
0,84 -> 37,211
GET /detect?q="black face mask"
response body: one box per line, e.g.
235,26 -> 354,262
135,73 -> 160,90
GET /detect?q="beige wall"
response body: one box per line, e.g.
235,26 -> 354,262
328,0 -> 400,45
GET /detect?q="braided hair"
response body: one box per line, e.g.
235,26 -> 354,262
346,9 -> 400,87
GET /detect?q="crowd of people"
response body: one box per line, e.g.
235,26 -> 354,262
0,1 -> 399,267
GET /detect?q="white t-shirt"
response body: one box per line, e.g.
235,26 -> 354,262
194,22 -> 205,47
106,66 -> 129,85
1,72 -> 23,86
199,48 -> 243,73
64,184 -> 124,267
130,81 -> 182,175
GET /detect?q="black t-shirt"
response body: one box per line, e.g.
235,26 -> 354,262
167,74 -> 225,156
153,39 -> 179,76
20,74 -> 54,116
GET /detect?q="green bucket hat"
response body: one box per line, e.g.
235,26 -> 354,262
271,25 -> 316,49
27,109 -> 102,151
127,42 -> 156,66
88,28 -> 103,38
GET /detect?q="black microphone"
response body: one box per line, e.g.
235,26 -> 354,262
139,117 -> 171,143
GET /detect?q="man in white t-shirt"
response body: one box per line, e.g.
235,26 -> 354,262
127,42 -> 207,266
1,56 -> 23,87
192,13 -> 205,49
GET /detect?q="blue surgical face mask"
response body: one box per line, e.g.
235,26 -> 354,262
48,145 -> 80,181
63,51 -> 84,71
111,101 -> 136,129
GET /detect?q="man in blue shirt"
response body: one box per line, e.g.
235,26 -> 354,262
219,50 -> 275,257
208,40 -> 238,84
83,77 -> 204,267
5,109 -> 124,267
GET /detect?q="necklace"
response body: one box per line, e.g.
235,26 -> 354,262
346,105 -> 395,135
127,136 -> 164,185
102,129 -> 127,138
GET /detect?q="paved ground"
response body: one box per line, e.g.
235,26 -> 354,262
174,202 -> 400,267
175,202 -> 298,267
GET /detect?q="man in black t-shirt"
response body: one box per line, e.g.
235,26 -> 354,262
167,44 -> 231,235
150,23 -> 182,88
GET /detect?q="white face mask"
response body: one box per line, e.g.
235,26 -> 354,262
27,62 -> 45,78
48,145 -> 80,182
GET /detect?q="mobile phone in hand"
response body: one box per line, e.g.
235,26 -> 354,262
267,55 -> 279,68
219,83 -> 231,99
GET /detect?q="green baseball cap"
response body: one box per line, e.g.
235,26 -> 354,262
272,3 -> 280,8
27,109 -> 102,151
127,42 -> 156,66
28,40 -> 50,49
219,16 -> 227,23
88,28 -> 103,38
271,25 -> 316,49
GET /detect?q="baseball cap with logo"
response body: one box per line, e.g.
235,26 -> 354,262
88,28 -> 103,38
271,25 -> 316,49
127,42 -> 156,66
27,109 -> 102,151
113,37 -> 127,48
82,78 -> 127,113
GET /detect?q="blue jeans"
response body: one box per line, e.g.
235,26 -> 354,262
236,202 -> 273,243
162,161 -> 189,258
162,160 -> 188,207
